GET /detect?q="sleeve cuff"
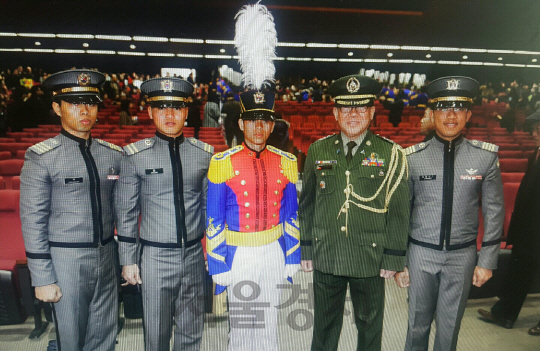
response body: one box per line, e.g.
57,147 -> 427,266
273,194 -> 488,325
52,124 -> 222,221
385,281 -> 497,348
301,244 -> 313,261
381,253 -> 406,272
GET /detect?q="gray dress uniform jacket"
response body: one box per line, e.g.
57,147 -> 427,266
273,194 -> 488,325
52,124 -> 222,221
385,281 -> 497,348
20,130 -> 123,286
115,132 -> 213,266
406,134 -> 504,269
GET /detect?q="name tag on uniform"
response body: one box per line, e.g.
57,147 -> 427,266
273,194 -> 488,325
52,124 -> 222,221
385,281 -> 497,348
145,168 -> 163,175
316,160 -> 337,170
419,175 -> 436,181
460,175 -> 482,180
65,177 -> 83,184
107,166 -> 119,180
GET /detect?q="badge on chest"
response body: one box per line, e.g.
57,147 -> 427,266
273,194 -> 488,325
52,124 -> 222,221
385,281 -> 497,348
145,168 -> 164,175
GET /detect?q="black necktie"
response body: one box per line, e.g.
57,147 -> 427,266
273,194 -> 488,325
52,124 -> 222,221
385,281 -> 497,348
346,141 -> 357,164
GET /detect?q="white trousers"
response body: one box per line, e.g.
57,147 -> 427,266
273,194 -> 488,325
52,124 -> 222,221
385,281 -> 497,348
227,240 -> 285,351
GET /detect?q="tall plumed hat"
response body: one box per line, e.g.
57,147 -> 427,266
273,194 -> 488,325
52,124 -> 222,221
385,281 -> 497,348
235,1 -> 278,121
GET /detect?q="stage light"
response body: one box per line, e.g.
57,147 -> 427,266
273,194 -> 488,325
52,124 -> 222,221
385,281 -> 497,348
170,38 -> 204,43
95,35 -> 132,41
177,54 -> 204,58
278,42 -> 306,47
338,44 -> 369,49
133,36 -> 168,42
338,58 -> 364,62
147,53 -> 175,57
401,46 -> 431,51
370,45 -> 400,50
313,58 -> 338,62
18,33 -> 55,38
306,43 -> 338,48
24,48 -> 54,53
431,47 -> 459,52
55,49 -> 85,54
205,40 -> 234,45
57,34 -> 94,39
364,59 -> 388,63
118,51 -> 146,56
86,50 -> 115,55
286,57 -> 311,61
205,54 -> 232,59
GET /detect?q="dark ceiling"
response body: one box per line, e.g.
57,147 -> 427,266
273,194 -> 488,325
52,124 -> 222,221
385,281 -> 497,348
1,0 -> 539,83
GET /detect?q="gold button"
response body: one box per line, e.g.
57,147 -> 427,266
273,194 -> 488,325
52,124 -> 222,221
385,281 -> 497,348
341,226 -> 346,232
246,225 -> 250,229
244,191 -> 248,196
274,190 -> 279,195
235,170 -> 240,175
245,202 -> 250,207
272,225 -> 275,228
366,141 -> 371,146
273,213 -> 277,218
241,180 -> 246,185
321,172 -> 325,176
372,243 -> 377,248
246,213 -> 250,218
371,174 -> 374,178
345,171 -> 350,176
277,179 -> 282,184
280,170 -> 284,174
273,202 -> 278,206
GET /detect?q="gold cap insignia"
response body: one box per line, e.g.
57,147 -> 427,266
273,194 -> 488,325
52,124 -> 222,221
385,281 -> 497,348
254,92 -> 265,104
446,79 -> 460,90
161,80 -> 173,93
346,77 -> 360,93
77,73 -> 91,86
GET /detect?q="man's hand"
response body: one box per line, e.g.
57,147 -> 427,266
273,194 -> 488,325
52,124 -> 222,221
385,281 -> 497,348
122,264 -> 142,286
473,266 -> 492,287
380,269 -> 397,280
394,267 -> 410,288
212,271 -> 233,287
35,284 -> 62,303
301,260 -> 313,273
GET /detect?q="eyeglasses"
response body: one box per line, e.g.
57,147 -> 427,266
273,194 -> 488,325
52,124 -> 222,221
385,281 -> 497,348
339,106 -> 370,114
435,107 -> 468,113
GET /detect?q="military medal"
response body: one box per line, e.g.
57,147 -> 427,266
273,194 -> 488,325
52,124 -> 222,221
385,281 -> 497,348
107,166 -> 119,180
362,152 -> 385,167
320,181 -> 326,189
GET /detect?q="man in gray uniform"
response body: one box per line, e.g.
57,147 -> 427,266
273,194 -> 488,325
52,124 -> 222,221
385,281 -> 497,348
395,76 -> 504,351
115,77 -> 213,351
20,70 -> 123,351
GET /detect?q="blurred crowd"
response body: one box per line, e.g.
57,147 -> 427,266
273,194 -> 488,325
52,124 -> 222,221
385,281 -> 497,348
1,65 -> 540,137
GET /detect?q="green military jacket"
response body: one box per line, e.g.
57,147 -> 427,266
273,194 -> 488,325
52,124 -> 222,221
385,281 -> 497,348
299,131 -> 410,278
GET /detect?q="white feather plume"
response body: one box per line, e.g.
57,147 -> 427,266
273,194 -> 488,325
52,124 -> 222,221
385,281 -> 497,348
234,1 -> 277,90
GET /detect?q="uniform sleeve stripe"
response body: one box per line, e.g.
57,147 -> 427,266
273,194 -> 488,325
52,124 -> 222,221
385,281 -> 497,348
25,251 -> 52,259
481,238 -> 502,247
383,248 -> 406,256
117,235 -> 137,243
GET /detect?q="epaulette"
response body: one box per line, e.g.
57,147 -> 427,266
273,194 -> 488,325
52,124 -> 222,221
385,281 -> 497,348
314,134 -> 336,144
375,134 -> 397,145
187,137 -> 214,154
123,138 -> 155,156
468,139 -> 499,153
211,145 -> 243,161
208,145 -> 243,184
267,145 -> 296,161
95,139 -> 123,153
29,138 -> 61,155
267,145 -> 298,184
404,142 -> 429,156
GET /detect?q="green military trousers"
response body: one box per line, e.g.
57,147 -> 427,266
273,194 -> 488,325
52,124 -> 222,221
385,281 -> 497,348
311,270 -> 385,351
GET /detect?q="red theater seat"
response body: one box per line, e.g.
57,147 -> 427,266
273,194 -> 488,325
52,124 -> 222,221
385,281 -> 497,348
498,159 -> 528,173
0,138 -> 16,143
0,143 -> 32,157
0,159 -> 24,189
11,176 -> 20,190
498,151 -> 525,159
497,143 -> 521,151
500,172 -> 525,184
0,151 -> 11,160
5,132 -> 33,142
15,150 -> 26,160
0,176 -> 4,189
376,115 -> 389,127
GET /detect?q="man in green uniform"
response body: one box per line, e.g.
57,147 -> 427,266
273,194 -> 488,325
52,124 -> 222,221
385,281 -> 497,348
299,75 -> 410,351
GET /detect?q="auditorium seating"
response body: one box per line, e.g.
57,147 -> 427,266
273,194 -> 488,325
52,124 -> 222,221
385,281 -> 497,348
498,159 -> 528,173
0,151 -> 11,160
0,143 -> 32,157
0,159 -> 24,189
500,172 -> 525,184
502,183 -> 520,238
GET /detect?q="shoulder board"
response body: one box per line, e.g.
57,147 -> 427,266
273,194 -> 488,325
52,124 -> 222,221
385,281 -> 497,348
95,139 -> 123,153
313,134 -> 336,144
187,137 -> 214,154
468,139 -> 499,153
211,145 -> 243,161
208,145 -> 244,184
123,138 -> 155,156
266,145 -> 297,161
29,138 -> 61,155
404,142 -> 429,156
375,134 -> 397,145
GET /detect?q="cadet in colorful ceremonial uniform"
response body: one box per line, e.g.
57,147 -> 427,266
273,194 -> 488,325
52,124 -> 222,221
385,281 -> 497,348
20,70 -> 122,351
115,78 -> 212,351
206,89 -> 300,351
395,76 -> 504,351
299,75 -> 410,351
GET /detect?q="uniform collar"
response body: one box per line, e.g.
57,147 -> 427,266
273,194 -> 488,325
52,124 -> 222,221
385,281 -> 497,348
155,131 -> 185,145
243,143 -> 266,159
61,128 -> 92,147
433,133 -> 464,148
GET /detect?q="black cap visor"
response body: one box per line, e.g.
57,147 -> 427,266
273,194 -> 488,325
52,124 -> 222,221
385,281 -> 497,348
149,101 -> 187,109
240,110 -> 276,121
58,93 -> 102,105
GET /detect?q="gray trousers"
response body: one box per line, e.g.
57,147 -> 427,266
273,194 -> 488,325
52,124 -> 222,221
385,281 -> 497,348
405,243 -> 477,351
50,243 -> 118,351
140,243 -> 205,351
